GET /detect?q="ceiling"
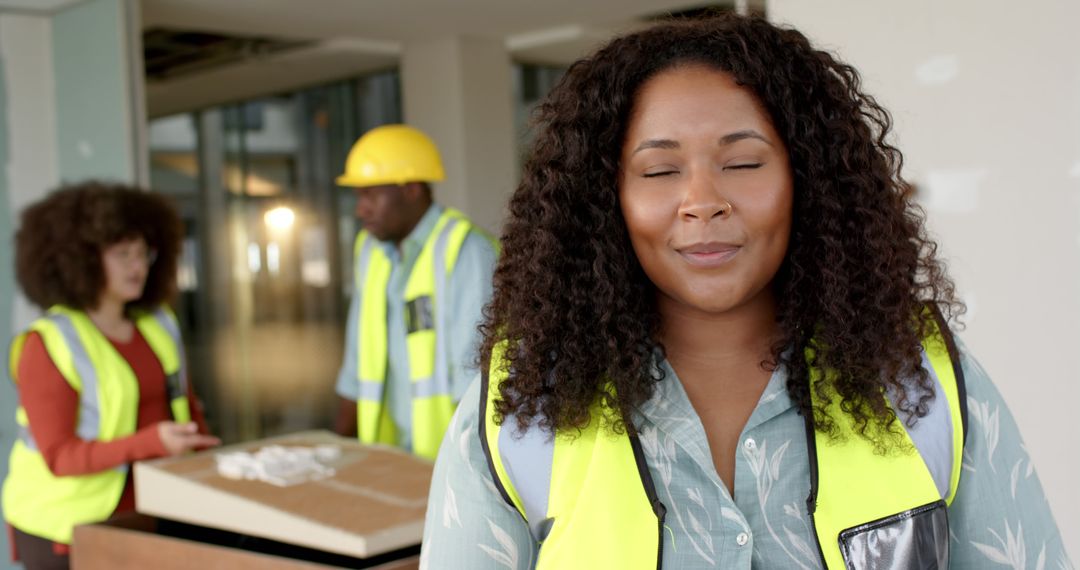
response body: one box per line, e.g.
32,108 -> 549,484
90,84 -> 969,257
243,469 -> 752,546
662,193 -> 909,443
145,39 -> 399,117
140,0 -> 713,44
138,0 -> 733,116
0,0 -> 83,13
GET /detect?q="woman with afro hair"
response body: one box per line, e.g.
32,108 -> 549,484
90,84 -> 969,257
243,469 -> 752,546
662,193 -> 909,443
420,13 -> 1070,570
3,182 -> 219,569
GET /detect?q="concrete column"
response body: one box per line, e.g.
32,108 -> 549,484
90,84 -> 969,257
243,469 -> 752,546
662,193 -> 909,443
401,35 -> 516,235
1,1 -> 142,562
0,12 -> 59,570
52,0 -> 145,184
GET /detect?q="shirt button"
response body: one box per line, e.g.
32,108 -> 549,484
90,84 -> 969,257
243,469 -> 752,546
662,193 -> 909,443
743,438 -> 756,451
736,532 -> 750,546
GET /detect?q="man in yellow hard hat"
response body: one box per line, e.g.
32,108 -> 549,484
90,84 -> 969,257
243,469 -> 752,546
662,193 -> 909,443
333,124 -> 497,460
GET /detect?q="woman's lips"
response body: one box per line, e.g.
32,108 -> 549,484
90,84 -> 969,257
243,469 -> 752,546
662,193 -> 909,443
676,242 -> 741,267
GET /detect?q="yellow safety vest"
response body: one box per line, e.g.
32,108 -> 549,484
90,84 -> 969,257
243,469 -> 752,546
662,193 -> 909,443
481,310 -> 967,569
2,305 -> 191,544
352,207 -> 490,460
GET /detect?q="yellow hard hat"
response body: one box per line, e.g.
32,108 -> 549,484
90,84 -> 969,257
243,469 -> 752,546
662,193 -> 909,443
336,124 -> 445,187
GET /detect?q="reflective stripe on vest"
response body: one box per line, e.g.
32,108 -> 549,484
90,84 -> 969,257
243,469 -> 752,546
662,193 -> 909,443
2,305 -> 191,544
351,208 -> 482,459
481,313 -> 966,569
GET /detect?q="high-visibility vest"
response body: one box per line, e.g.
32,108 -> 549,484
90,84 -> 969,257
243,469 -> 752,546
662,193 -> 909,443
481,310 -> 967,569
2,305 -> 192,544
352,207 -> 491,460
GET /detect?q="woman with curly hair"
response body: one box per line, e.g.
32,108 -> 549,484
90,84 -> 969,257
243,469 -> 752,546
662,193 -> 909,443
3,182 -> 219,569
420,13 -> 1070,570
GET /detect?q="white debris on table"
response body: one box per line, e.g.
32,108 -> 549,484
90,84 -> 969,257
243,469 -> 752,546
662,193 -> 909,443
215,444 -> 343,487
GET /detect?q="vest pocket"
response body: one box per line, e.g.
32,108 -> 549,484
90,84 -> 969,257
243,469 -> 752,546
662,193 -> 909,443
838,500 -> 948,570
405,296 -> 435,333
165,372 -> 183,401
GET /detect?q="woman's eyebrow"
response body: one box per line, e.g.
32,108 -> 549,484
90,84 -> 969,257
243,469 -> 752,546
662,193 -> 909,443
719,129 -> 772,147
631,138 -> 679,154
632,129 -> 773,155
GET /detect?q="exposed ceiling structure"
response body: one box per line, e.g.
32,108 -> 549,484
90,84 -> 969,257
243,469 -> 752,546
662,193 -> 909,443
141,0 -> 735,116
144,28 -> 311,81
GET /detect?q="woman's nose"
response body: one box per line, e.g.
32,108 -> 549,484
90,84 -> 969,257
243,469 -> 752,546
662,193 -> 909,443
678,171 -> 732,221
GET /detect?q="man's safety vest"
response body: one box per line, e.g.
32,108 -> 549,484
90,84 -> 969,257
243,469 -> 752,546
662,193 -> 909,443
480,310 -> 967,569
2,305 -> 191,544
352,207 -> 487,460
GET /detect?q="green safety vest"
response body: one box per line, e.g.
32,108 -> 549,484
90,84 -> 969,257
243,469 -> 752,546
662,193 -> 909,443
481,310 -> 967,569
352,207 -> 490,460
2,305 -> 191,544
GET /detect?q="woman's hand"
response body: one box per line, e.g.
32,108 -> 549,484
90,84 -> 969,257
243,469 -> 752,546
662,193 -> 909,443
156,421 -> 221,456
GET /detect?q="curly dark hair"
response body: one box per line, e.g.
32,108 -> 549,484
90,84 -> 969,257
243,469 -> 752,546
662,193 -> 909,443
481,14 -> 964,444
15,181 -> 184,313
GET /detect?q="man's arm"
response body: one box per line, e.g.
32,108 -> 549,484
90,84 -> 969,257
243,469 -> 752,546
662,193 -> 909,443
335,288 -> 362,436
334,397 -> 358,437
446,231 -> 498,401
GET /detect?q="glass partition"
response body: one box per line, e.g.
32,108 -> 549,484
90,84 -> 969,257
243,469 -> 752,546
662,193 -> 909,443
149,71 -> 401,443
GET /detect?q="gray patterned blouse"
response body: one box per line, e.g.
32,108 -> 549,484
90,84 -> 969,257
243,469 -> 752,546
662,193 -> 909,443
420,343 -> 1072,569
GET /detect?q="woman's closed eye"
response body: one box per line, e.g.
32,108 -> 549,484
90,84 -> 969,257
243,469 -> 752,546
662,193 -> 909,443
642,169 -> 679,178
724,162 -> 763,170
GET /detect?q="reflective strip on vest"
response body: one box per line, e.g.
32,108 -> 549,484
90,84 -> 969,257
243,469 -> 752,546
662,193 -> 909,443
48,311 -> 110,444
408,214 -> 470,459
140,307 -> 192,423
3,305 -> 190,544
496,413 -> 554,540
16,423 -> 37,452
352,208 -> 482,458
891,351 -> 953,500
483,322 -> 965,569
429,216 -> 461,400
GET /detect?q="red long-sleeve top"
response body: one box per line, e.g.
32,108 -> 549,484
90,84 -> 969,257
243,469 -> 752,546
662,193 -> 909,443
8,328 -> 209,556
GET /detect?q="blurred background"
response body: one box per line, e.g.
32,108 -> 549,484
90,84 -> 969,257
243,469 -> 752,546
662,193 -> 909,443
0,0 -> 1076,565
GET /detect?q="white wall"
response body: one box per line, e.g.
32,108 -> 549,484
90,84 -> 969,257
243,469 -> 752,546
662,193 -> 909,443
770,0 -> 1080,560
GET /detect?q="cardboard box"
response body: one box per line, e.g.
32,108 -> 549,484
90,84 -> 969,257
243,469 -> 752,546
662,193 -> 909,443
97,430 -> 432,567
72,513 -> 419,569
